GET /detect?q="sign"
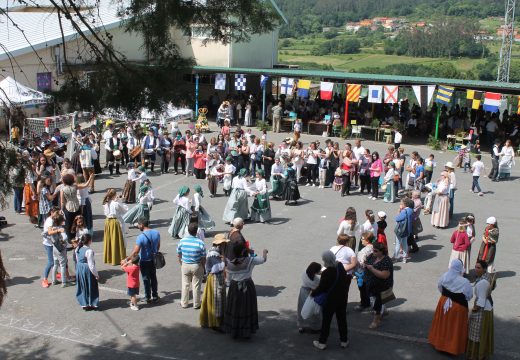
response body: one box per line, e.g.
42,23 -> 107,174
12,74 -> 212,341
37,72 -> 52,92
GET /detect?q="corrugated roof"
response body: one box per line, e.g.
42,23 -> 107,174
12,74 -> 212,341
0,1 -> 124,61
193,65 -> 520,95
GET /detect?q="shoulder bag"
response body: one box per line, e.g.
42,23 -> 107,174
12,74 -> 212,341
394,210 -> 409,238
314,263 -> 341,306
143,232 -> 165,269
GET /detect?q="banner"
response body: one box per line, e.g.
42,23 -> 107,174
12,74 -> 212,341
320,82 -> 334,100
383,85 -> 398,104
215,73 -> 226,90
367,85 -> 383,103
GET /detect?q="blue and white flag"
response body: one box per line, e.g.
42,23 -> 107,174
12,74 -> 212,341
260,75 -> 269,89
368,85 -> 383,103
215,73 -> 226,90
235,74 -> 246,91
280,77 -> 294,95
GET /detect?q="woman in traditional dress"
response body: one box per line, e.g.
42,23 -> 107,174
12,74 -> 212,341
498,139 -> 515,179
297,262 -> 322,333
383,161 -> 397,203
193,185 -> 215,231
122,185 -> 152,226
168,186 -> 192,239
448,220 -> 471,274
250,169 -> 271,223
75,234 -> 100,310
224,243 -> 268,339
61,174 -> 93,242
477,217 -> 499,273
281,164 -> 300,206
428,259 -> 473,356
244,101 -> 253,127
467,259 -> 495,360
223,156 -> 236,197
24,160 -> 39,224
102,189 -> 128,265
75,174 -> 93,234
431,171 -> 450,228
270,157 -> 285,199
200,234 -> 229,330
223,169 -> 251,224
122,162 -> 138,204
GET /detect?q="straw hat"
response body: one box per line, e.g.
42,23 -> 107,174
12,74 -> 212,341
43,149 -> 55,158
212,233 -> 229,245
444,161 -> 455,169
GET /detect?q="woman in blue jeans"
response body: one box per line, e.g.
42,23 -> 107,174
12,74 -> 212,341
41,207 -> 60,288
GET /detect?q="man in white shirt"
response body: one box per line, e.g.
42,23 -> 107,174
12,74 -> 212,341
488,140 -> 501,181
352,139 -> 365,187
394,130 -> 403,150
102,124 -> 114,168
470,155 -> 485,196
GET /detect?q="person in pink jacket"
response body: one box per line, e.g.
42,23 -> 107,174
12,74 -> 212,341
185,132 -> 197,177
369,152 -> 383,200
449,220 -> 471,274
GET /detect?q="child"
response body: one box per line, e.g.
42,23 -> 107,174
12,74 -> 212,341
449,220 -> 471,274
473,139 -> 481,154
376,211 -> 387,249
141,179 -> 155,210
121,254 -> 140,311
424,154 -> 436,184
465,214 -> 476,267
293,119 -> 302,142
261,129 -> 267,143
470,154 -> 485,196
360,210 -> 378,250
223,156 -> 236,197
333,167 -> 343,192
318,150 -> 328,189
414,157 -> 425,191
462,146 -> 471,173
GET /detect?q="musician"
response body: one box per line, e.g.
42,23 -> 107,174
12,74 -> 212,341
126,127 -> 141,164
159,131 -> 173,174
142,128 -> 159,173
79,138 -> 97,192
105,130 -> 123,175
102,124 -> 114,168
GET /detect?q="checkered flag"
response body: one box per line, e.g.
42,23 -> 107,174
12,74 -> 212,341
215,73 -> 226,90
235,74 -> 246,91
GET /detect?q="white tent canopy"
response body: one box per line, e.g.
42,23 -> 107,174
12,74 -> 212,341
0,76 -> 51,106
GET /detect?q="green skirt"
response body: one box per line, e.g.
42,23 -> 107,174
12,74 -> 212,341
250,193 -> 272,223
467,309 -> 494,359
103,218 -> 126,265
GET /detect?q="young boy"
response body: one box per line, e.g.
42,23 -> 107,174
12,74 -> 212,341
470,154 -> 485,196
318,150 -> 328,189
121,254 -> 140,310
424,154 -> 436,184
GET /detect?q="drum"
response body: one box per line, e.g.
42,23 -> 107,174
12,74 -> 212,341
129,146 -> 142,159
113,150 -> 122,160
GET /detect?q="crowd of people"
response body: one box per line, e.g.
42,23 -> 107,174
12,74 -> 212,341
6,110 -> 509,357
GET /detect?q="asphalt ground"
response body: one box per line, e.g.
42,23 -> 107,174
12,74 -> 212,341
1,123 -> 519,359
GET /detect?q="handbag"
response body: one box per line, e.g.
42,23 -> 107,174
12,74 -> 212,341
394,211 -> 408,238
301,294 -> 322,319
381,183 -> 388,191
313,263 -> 340,306
143,232 -> 165,269
380,287 -> 396,304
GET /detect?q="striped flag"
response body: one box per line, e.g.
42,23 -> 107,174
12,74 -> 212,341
384,85 -> 398,104
320,82 -> 334,100
466,90 -> 483,110
483,92 -> 501,113
435,85 -> 455,105
346,84 -> 361,102
297,79 -> 311,98
517,96 -> 520,115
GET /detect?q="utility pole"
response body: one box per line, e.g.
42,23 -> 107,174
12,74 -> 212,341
497,0 -> 516,82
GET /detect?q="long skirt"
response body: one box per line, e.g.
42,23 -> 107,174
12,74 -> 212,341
122,204 -> 149,225
24,183 -> 39,222
449,249 -> 470,274
270,176 -> 284,198
223,188 -> 249,223
431,195 -> 450,228
224,278 -> 259,339
207,175 -> 218,196
168,206 -> 190,238
428,295 -> 468,355
200,272 -> 226,328
75,262 -> 99,307
383,182 -> 395,203
281,180 -> 301,201
297,286 -> 321,331
198,206 -> 215,230
477,243 -> 496,269
223,174 -> 232,192
467,309 -> 494,360
103,218 -> 126,265
498,157 -> 513,178
122,180 -> 136,203
82,198 -> 93,234
93,158 -> 102,174
250,193 -> 272,223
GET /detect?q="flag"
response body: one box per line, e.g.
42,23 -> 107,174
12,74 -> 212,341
235,74 -> 246,91
466,90 -> 483,110
280,77 -> 294,95
320,82 -> 334,100
483,92 -> 501,113
260,75 -> 269,89
517,96 -> 520,115
412,85 -> 436,109
435,85 -> 454,105
368,85 -> 383,103
384,85 -> 399,104
346,84 -> 361,102
297,79 -> 311,98
215,73 -> 226,90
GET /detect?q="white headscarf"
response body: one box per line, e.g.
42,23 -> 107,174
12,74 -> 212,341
438,259 -> 473,313
322,250 -> 337,268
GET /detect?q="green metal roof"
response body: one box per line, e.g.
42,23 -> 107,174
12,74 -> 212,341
193,65 -> 520,95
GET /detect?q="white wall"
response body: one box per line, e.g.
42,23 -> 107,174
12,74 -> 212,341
230,29 -> 279,68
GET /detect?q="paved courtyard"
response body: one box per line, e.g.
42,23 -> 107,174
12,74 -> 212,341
0,126 -> 519,359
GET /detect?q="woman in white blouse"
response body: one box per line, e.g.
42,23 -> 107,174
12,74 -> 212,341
75,234 -> 100,310
337,207 -> 361,250
498,139 -> 515,179
250,170 -> 271,223
223,169 -> 252,224
102,189 -> 128,265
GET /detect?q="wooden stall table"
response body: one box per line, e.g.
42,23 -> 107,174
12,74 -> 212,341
359,126 -> 377,140
307,121 -> 329,135
281,117 -> 295,132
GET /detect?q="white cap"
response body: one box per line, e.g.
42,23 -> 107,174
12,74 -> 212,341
445,161 -> 455,169
377,211 -> 387,218
486,216 -> 497,225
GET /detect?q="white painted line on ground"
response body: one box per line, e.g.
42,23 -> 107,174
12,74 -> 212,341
8,257 -> 26,261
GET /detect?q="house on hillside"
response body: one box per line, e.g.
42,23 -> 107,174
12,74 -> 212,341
0,0 -> 287,99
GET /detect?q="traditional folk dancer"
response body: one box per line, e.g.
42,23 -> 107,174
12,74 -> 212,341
106,130 -> 123,176
122,163 -> 138,204
207,156 -> 224,198
431,171 -> 450,228
282,164 -> 300,206
477,217 -> 499,273
193,185 -> 215,232
200,234 -> 229,330
270,158 -> 285,200
102,189 -> 128,265
142,129 -> 159,173
223,156 -> 236,197
250,170 -> 271,223
223,169 -> 251,224
122,185 -> 153,227
168,186 -> 192,239
75,234 -> 100,310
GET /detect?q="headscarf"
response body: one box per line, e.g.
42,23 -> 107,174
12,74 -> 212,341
322,250 -> 337,268
138,165 -> 146,173
438,259 -> 473,303
139,185 -> 150,196
226,156 -> 233,162
194,184 -> 203,197
256,169 -> 265,177
238,168 -> 247,177
178,186 -> 190,197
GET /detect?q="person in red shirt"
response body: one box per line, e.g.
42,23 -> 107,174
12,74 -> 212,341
449,220 -> 471,274
121,254 -> 141,310
193,145 -> 208,179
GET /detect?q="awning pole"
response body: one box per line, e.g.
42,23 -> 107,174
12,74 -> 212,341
262,84 -> 266,122
435,105 -> 441,140
195,74 -> 199,116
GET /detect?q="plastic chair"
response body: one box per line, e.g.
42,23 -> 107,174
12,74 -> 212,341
384,128 -> 393,144
351,125 -> 361,139
332,125 -> 342,137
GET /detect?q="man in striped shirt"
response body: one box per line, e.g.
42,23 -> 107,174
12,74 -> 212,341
177,222 -> 206,309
